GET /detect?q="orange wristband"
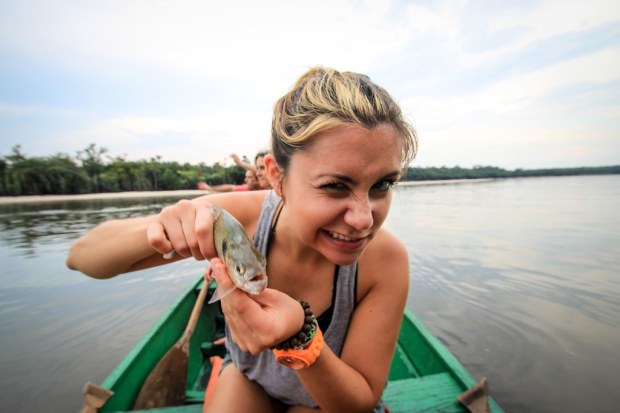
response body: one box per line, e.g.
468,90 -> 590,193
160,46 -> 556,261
272,327 -> 324,369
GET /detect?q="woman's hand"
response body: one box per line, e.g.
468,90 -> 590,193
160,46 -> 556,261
146,199 -> 218,261
210,258 -> 304,355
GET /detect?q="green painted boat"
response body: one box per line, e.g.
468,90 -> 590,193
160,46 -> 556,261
85,277 -> 503,413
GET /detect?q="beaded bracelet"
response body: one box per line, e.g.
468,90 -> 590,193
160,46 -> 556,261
272,300 -> 317,350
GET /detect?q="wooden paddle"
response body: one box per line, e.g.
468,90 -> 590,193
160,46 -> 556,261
457,377 -> 491,413
133,280 -> 209,409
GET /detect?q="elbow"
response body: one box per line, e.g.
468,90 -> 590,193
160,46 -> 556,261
66,240 -> 83,272
66,240 -> 116,280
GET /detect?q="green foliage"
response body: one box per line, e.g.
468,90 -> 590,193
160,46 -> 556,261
1,144 -> 618,196
404,165 -> 620,181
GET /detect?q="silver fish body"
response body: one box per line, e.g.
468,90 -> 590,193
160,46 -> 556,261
211,205 -> 268,298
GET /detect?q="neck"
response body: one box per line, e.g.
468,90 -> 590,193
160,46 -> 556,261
270,206 -> 323,265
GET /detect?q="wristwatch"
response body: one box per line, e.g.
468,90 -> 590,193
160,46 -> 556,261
272,327 -> 324,369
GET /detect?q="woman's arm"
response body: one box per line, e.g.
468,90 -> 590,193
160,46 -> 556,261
292,229 -> 409,412
66,215 -> 165,279
66,191 -> 267,279
214,228 -> 409,412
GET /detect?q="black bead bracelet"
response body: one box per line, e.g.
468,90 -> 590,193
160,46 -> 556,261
272,300 -> 317,350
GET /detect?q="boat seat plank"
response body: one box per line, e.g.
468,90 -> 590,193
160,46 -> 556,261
383,373 -> 468,413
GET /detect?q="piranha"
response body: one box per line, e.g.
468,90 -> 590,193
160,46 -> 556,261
208,205 -> 268,303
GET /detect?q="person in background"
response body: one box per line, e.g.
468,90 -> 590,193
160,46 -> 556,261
233,150 -> 272,190
254,150 -> 272,189
230,153 -> 257,174
197,169 -> 260,192
197,152 -> 270,191
66,66 -> 417,413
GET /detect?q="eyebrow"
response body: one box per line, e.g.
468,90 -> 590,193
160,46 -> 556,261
320,171 -> 401,185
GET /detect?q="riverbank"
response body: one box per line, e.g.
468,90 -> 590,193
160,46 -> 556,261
0,179 -> 494,205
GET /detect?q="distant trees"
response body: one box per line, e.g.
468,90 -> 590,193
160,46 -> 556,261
404,165 -> 620,181
0,144 -> 618,196
77,143 -> 107,192
0,146 -> 88,196
0,144 -> 246,196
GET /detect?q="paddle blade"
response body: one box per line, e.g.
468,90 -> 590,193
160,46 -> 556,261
132,341 -> 189,409
82,381 -> 113,413
457,377 -> 490,413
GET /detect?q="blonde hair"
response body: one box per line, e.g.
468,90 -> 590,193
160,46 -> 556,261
271,66 -> 417,171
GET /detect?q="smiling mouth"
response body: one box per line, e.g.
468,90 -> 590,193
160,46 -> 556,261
326,230 -> 364,242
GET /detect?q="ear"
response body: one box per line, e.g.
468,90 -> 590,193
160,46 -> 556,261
264,154 -> 284,197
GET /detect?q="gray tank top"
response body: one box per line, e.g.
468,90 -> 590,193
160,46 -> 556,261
224,190 -> 359,407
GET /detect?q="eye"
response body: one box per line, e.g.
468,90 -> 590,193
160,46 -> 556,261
372,179 -> 396,192
235,263 -> 246,275
319,181 -> 350,197
320,181 -> 348,191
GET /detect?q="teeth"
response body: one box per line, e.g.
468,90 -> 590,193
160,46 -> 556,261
328,231 -> 355,242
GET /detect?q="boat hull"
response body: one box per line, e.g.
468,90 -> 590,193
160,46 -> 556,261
92,277 -> 503,412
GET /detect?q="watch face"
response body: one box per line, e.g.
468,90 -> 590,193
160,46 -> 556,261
276,354 -> 310,370
273,327 -> 323,369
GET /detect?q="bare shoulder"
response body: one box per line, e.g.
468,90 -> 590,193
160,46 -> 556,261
365,228 -> 408,262
357,228 -> 409,301
205,190 -> 269,234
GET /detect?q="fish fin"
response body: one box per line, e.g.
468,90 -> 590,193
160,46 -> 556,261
207,284 -> 237,304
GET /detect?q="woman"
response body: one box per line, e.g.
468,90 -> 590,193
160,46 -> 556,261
67,66 -> 417,412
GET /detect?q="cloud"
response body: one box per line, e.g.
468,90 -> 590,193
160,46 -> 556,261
0,0 -> 411,81
0,102 -> 82,117
1,0 -> 619,169
50,112 -> 273,164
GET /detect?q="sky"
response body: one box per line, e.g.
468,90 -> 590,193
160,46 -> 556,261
1,0 -> 619,170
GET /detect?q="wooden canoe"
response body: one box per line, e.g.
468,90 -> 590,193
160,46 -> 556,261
85,277 -> 503,413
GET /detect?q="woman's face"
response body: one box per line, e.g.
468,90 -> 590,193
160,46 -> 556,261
244,170 -> 259,190
276,123 -> 402,265
255,156 -> 271,189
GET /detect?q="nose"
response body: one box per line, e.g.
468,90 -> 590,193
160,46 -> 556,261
344,195 -> 374,231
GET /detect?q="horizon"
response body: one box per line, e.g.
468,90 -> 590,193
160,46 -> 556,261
3,142 -> 618,172
1,1 -> 619,170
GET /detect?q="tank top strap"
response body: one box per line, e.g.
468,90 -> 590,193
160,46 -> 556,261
252,190 -> 281,256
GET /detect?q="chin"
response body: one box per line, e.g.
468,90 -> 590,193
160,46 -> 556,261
324,251 -> 362,267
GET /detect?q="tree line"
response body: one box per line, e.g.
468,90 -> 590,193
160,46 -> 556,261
403,165 -> 620,181
1,144 -> 618,197
0,144 -> 246,196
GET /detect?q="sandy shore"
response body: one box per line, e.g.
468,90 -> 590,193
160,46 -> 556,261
0,179 -> 493,205
0,190 -> 208,205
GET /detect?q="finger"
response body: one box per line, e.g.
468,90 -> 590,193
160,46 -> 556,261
146,221 -> 173,255
158,204 -> 190,257
203,266 -> 214,283
195,205 -> 216,258
179,207 -> 203,260
210,258 -> 234,290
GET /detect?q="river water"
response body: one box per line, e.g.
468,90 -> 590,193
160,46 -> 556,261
0,175 -> 618,412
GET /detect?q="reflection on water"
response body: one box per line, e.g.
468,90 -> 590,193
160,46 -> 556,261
1,176 -> 619,412
0,195 -> 208,412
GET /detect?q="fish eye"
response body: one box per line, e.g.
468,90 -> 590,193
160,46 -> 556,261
235,263 -> 246,275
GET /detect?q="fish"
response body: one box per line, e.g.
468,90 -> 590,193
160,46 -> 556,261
208,205 -> 268,303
